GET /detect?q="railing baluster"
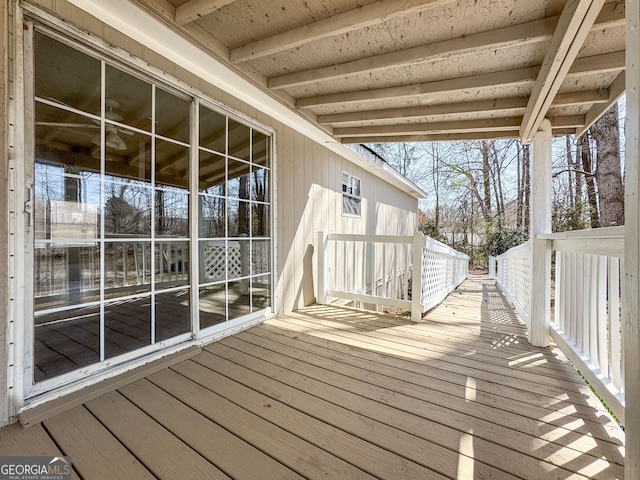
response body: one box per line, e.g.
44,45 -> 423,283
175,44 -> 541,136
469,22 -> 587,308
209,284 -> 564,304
610,256 -> 622,392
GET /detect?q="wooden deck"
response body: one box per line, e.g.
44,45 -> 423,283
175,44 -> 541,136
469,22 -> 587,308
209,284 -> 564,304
0,277 -> 625,479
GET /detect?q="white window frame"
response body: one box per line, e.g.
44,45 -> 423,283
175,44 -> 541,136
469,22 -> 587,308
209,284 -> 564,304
342,172 -> 362,217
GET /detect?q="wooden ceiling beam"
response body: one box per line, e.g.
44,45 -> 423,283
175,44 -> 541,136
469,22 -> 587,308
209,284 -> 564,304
298,51 -> 622,109
574,71 -> 625,138
229,0 -> 454,63
340,131 -> 520,144
519,0 -> 607,144
318,90 -> 608,126
334,117 -> 523,138
270,2 -> 624,91
175,0 -> 237,26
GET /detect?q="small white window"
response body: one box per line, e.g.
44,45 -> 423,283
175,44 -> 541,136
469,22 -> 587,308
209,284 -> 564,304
342,172 -> 361,217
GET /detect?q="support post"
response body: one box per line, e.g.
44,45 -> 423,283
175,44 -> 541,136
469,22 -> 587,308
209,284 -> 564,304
488,256 -> 496,279
317,230 -> 328,304
411,232 -> 424,322
529,119 -> 552,346
624,0 -> 640,476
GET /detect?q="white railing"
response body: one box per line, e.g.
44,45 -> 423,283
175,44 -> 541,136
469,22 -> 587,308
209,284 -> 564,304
496,240 -> 531,328
496,227 -> 625,424
542,227 -> 625,424
317,231 -> 468,322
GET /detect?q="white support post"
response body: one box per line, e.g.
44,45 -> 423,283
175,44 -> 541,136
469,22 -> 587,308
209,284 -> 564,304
529,119 -> 552,347
411,232 -> 424,322
624,0 -> 640,476
317,230 -> 328,304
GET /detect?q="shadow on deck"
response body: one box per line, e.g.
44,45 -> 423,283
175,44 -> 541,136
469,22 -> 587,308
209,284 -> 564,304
0,277 -> 625,479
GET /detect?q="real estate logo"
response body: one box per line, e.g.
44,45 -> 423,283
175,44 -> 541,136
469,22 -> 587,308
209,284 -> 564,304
0,456 -> 71,480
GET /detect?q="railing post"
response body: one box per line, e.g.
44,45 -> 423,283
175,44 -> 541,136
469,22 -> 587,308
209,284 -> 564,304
411,232 -> 424,322
625,1 -> 640,476
529,119 -> 552,347
317,230 -> 328,304
488,256 -> 496,279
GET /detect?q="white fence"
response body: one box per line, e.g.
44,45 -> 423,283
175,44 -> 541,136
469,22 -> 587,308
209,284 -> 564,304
496,240 -> 531,329
317,231 -> 469,322
496,227 -> 625,424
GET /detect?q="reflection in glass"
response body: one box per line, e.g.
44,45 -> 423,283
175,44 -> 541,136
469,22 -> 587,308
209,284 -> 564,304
252,203 -> 269,237
156,140 -> 189,189
105,65 -> 152,132
252,130 -> 269,167
227,159 -> 251,199
35,103 -> 101,174
199,284 -> 226,329
199,195 -> 225,238
199,150 -> 225,194
34,174 -> 100,242
199,240 -> 226,283
156,241 -> 189,287
155,189 -> 189,237
34,305 -> 100,382
104,182 -> 152,237
228,238 -> 250,281
252,274 -> 271,312
105,129 -> 151,182
156,88 -> 190,143
228,119 -> 251,161
228,281 -> 251,319
155,289 -> 190,341
104,297 -> 151,359
35,32 -> 101,116
103,242 -> 151,296
34,244 -> 101,311
252,240 -> 271,275
228,199 -> 250,237
251,168 -> 269,202
199,105 -> 226,153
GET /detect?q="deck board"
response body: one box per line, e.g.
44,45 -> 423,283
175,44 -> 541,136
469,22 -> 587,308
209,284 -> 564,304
0,277 -> 625,479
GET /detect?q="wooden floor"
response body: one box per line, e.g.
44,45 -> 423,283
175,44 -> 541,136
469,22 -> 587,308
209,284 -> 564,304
0,277 -> 625,479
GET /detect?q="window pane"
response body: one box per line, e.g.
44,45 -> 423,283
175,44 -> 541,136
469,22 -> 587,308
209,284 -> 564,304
252,130 -> 269,167
35,32 -> 101,116
228,119 -> 250,161
156,139 -> 189,189
155,289 -> 190,341
34,244 -> 101,311
156,88 -> 190,143
252,240 -> 270,275
199,284 -> 226,329
251,274 -> 271,312
103,242 -> 151,297
105,129 -> 151,182
200,240 -> 227,283
104,182 -> 152,237
227,199 -> 250,237
105,65 -> 152,132
228,280 -> 251,319
155,188 -> 189,238
199,150 -> 225,195
252,204 -> 269,237
251,167 -> 269,202
35,102 -> 101,173
199,105 -> 226,153
227,239 -> 250,281
199,195 -> 225,238
343,195 -> 361,216
104,297 -> 151,359
227,159 -> 251,199
155,241 -> 189,288
34,305 -> 100,382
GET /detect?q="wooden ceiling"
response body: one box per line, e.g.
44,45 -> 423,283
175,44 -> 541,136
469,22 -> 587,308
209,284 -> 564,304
135,0 -> 626,144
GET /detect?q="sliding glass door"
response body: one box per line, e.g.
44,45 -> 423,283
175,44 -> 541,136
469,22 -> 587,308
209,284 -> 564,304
28,28 -> 272,393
